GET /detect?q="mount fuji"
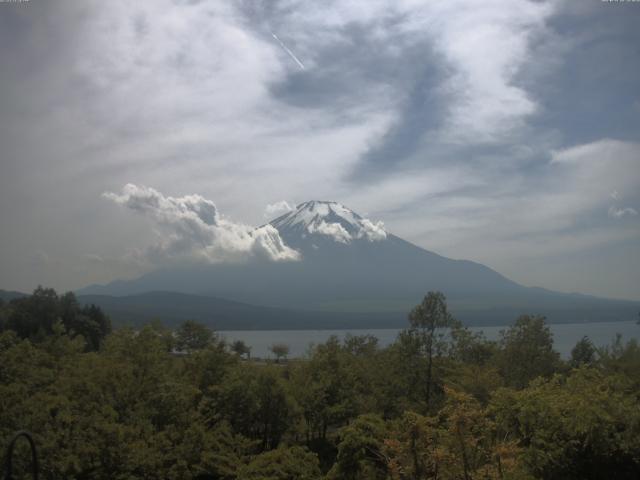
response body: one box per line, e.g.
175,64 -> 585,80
78,201 -> 639,328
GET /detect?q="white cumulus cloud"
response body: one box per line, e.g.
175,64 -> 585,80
308,221 -> 352,244
357,218 -> 387,241
264,200 -> 296,218
104,184 -> 300,264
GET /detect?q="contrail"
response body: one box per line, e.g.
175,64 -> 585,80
271,32 -> 305,70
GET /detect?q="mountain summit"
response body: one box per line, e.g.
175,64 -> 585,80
270,201 -> 387,246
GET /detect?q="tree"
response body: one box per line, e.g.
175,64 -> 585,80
449,324 -> 497,365
408,291 -> 458,407
385,412 -> 440,480
570,336 -> 596,368
181,340 -> 237,391
232,339 -> 251,359
203,365 -> 296,451
175,320 -> 214,353
238,446 -> 321,480
597,335 -> 640,391
289,336 -> 358,444
7,286 -> 59,339
60,292 -> 112,351
0,298 -> 7,332
5,287 -> 110,351
491,367 -> 640,479
270,343 -> 290,363
385,392 -> 523,480
327,414 -> 388,480
438,387 -> 522,480
497,315 -> 560,389
343,334 -> 379,356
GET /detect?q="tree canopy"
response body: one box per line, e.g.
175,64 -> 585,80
1,286 -> 110,351
1,288 -> 639,478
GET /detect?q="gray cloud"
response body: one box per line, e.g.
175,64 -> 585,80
81,253 -> 105,264
608,188 -> 638,219
609,207 -> 638,219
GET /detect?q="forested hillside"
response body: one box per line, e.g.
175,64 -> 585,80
1,289 -> 639,479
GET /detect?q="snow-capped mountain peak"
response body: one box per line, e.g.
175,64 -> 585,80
270,200 -> 386,244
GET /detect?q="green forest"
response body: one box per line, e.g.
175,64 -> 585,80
1,288 -> 639,479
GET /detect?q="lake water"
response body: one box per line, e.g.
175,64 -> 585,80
220,320 -> 639,359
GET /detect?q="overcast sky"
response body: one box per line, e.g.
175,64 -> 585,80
1,0 -> 639,300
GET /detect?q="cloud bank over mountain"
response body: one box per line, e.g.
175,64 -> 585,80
104,184 -> 300,264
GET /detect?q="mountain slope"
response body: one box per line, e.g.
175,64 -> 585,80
79,201 -> 640,326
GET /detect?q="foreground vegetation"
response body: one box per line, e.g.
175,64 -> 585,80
1,288 -> 639,479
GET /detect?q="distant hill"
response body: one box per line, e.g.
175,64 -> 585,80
78,291 -> 640,331
4,287 -> 638,331
0,289 -> 28,302
77,291 -> 406,330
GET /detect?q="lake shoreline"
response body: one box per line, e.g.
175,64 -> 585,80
219,320 -> 639,359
